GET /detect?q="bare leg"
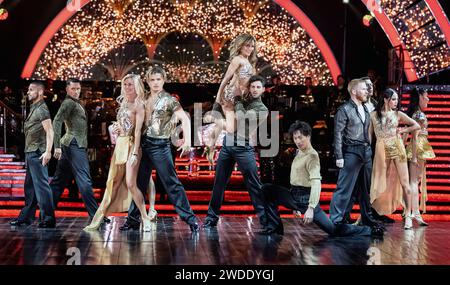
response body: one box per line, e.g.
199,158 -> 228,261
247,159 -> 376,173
126,158 -> 152,231
203,119 -> 225,164
409,160 -> 428,225
148,178 -> 157,220
394,158 -> 413,229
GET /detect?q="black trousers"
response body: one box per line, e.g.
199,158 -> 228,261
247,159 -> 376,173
51,138 -> 98,219
17,150 -> 55,223
329,145 -> 377,226
205,135 -> 267,226
139,136 -> 197,225
262,184 -> 371,236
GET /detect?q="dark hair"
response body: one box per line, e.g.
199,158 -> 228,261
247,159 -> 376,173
375,88 -> 398,124
66,78 -> 81,86
248,75 -> 266,87
30,81 -> 45,90
406,88 -> 427,117
289,120 -> 312,137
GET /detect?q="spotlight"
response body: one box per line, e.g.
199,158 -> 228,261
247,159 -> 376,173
0,8 -> 8,21
343,0 -> 350,3
363,14 -> 374,27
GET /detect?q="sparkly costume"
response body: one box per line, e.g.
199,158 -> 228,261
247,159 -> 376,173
223,61 -> 253,102
85,102 -> 139,230
406,110 -> 435,212
370,111 -> 405,215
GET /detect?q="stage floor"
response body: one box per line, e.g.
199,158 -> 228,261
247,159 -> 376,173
0,217 -> 449,265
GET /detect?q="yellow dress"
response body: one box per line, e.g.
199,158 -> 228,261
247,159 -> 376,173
84,106 -> 136,230
405,110 -> 435,212
370,111 -> 406,215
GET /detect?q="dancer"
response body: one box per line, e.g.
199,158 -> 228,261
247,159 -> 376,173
203,75 -> 269,229
370,88 -> 420,229
140,66 -> 199,232
262,121 -> 379,237
329,79 -> 382,230
84,74 -> 156,231
405,88 -> 435,226
204,33 -> 257,163
51,78 -> 100,220
10,82 -> 55,228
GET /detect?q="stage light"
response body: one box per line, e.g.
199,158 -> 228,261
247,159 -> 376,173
342,0 -> 350,4
0,8 -> 8,21
363,14 -> 373,27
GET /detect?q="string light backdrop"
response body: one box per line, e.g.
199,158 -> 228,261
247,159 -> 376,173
32,0 -> 334,85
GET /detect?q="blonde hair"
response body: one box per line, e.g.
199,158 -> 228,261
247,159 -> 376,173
145,66 -> 167,82
229,33 -> 258,67
117,73 -> 146,106
347,79 -> 364,95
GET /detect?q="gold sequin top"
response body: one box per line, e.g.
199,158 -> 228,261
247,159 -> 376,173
371,111 -> 399,139
116,102 -> 135,137
412,110 -> 428,136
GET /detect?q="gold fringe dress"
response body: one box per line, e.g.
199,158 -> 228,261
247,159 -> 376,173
370,111 -> 406,215
405,110 -> 435,212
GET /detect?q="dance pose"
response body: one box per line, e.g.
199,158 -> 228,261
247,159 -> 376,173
84,74 -> 156,231
405,88 -> 435,226
329,79 -> 382,230
10,82 -> 55,228
262,121 -> 377,237
370,88 -> 420,229
51,78 -> 100,220
203,75 -> 269,229
204,33 -> 257,163
138,66 -> 199,232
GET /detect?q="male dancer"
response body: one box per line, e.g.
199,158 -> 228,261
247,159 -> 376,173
329,79 -> 383,231
343,77 -> 394,224
262,121 -> 381,237
138,67 -> 199,232
51,78 -> 102,221
203,75 -> 269,229
10,82 -> 56,228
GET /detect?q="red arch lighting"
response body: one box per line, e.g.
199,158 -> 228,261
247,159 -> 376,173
22,0 -> 342,84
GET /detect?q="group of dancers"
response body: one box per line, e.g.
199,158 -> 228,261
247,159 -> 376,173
10,33 -> 434,238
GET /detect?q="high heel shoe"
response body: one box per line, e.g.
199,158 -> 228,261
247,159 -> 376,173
142,217 -> 153,232
83,213 -> 104,231
412,212 -> 429,226
404,215 -> 413,230
148,209 -> 158,221
202,146 -> 216,165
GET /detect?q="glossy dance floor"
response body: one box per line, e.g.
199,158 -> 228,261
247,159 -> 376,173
0,217 -> 449,265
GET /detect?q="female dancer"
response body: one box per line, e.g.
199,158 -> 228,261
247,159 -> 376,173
203,33 -> 257,163
405,88 -> 435,226
370,88 -> 420,229
84,74 -> 156,231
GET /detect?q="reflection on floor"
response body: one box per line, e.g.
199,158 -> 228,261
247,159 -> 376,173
0,217 -> 448,265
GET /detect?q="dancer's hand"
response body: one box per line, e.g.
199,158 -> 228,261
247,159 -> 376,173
411,157 -> 419,167
303,207 -> 314,224
130,153 -> 138,166
54,148 -> 62,160
40,151 -> 52,166
178,143 -> 191,157
336,159 -> 344,168
221,100 -> 234,112
204,113 -> 215,124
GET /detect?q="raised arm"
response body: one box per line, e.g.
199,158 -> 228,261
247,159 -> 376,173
216,57 -> 241,103
398,111 -> 420,135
